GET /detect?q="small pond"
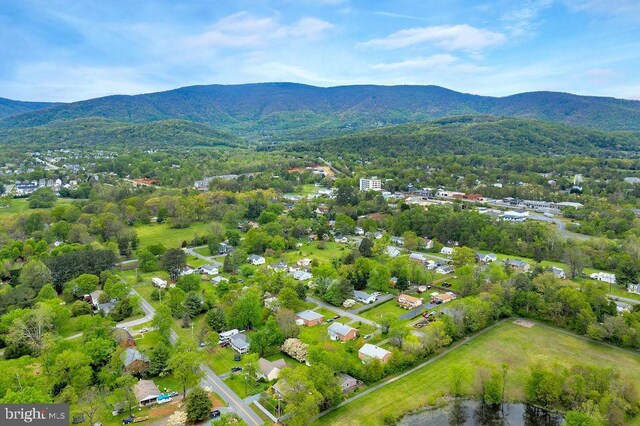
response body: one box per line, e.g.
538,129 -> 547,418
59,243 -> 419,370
399,400 -> 563,426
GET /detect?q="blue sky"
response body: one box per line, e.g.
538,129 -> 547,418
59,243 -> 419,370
1,0 -> 639,102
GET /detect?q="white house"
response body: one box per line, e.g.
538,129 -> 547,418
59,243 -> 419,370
436,265 -> 454,275
551,267 -> 566,279
409,252 -> 427,263
440,247 -> 454,256
476,253 -> 498,263
230,333 -> 249,354
258,358 -> 287,381
198,264 -> 219,275
358,344 -> 391,363
152,277 -> 167,289
354,290 -> 376,304
590,272 -> 616,284
247,255 -> 266,266
292,270 -> 313,281
211,276 -> 229,285
385,246 -> 401,258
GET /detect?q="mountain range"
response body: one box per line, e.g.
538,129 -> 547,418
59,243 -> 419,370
1,83 -> 640,142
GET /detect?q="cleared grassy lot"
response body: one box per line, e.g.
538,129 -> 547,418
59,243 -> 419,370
360,299 -> 410,323
316,321 -> 640,426
135,222 -> 211,248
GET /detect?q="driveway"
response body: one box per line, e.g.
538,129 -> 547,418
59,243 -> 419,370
352,293 -> 395,313
307,295 -> 380,328
183,246 -> 223,268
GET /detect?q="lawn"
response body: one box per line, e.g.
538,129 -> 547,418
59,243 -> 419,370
316,321 -> 640,426
135,222 -> 212,248
285,241 -> 347,265
194,246 -> 212,257
206,346 -> 241,374
298,323 -> 332,346
360,300 -> 409,323
0,197 -> 79,216
224,373 -> 270,398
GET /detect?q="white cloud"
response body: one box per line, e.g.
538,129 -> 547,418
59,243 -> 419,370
371,54 -> 457,70
564,0 -> 640,14
187,12 -> 333,49
584,68 -> 615,77
502,0 -> 554,36
372,11 -> 426,21
360,24 -> 505,51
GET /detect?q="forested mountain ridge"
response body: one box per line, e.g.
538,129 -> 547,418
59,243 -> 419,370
0,117 -> 241,148
0,97 -> 56,119
1,83 -> 640,138
285,115 -> 640,157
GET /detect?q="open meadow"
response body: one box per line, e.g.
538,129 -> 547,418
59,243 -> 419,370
316,320 -> 640,426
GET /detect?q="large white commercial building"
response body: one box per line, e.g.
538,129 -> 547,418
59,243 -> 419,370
359,177 -> 382,191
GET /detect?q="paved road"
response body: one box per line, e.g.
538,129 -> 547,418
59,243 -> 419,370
183,246 -> 223,268
126,289 -> 262,425
610,295 -> 640,306
314,318 -> 510,421
307,295 -> 380,328
528,213 -> 592,241
201,364 -> 263,426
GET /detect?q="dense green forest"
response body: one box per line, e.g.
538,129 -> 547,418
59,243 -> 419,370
2,83 -> 640,139
0,118 -> 241,148
286,116 -> 640,157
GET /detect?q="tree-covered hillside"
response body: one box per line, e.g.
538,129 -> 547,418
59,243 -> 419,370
2,83 -> 640,138
287,116 -> 640,157
0,97 -> 56,119
0,118 -> 240,148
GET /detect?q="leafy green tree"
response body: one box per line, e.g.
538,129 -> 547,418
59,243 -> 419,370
168,347 -> 203,400
109,297 -> 133,321
177,274 -> 200,293
205,306 -> 227,332
184,292 -> 204,318
452,246 -> 475,268
402,231 -> 420,251
275,309 -> 300,338
152,304 -> 174,343
230,291 -> 262,329
71,300 -> 93,317
19,259 -> 52,292
148,345 -> 171,377
334,213 -> 356,235
449,365 -> 469,397
162,248 -> 187,281
137,249 -> 158,272
166,287 -> 187,317
396,275 -> 409,292
278,286 -> 302,311
186,386 -> 213,421
359,238 -> 374,257
28,187 -> 57,208
63,273 -> 99,300
37,283 -> 58,300
103,277 -> 130,300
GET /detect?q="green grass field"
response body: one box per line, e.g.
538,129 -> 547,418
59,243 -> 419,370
135,222 -> 212,248
206,346 -> 242,374
316,321 -> 640,426
0,197 -> 79,215
360,299 -> 411,323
